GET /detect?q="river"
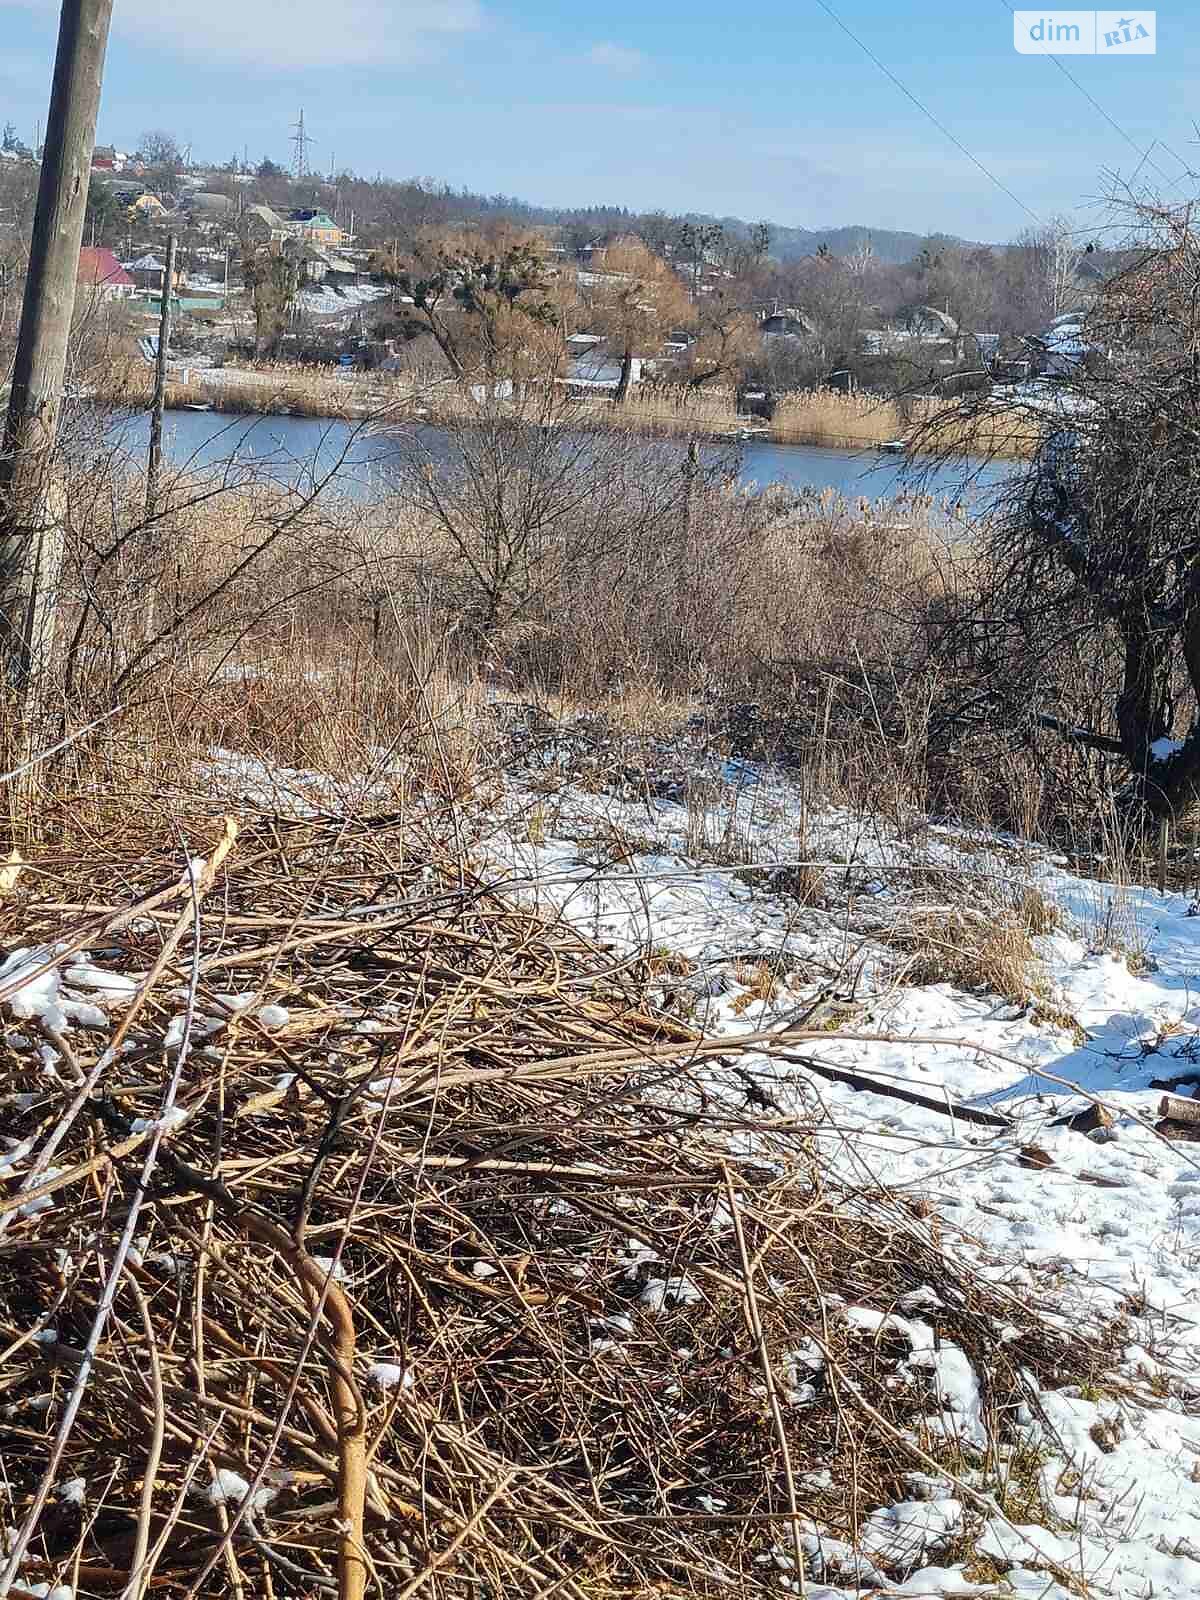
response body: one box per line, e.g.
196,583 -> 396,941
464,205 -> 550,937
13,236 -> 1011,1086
105,407 -> 1011,507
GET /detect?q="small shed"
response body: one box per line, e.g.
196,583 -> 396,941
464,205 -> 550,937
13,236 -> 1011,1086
127,252 -> 185,294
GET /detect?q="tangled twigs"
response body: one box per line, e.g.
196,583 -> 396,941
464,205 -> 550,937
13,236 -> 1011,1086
84,1114 -> 369,1600
0,816 -> 240,1600
0,808 -> 1133,1598
723,1168 -> 806,1598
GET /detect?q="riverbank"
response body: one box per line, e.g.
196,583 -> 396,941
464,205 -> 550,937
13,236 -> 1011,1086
94,358 -> 1039,459
108,405 -> 1013,506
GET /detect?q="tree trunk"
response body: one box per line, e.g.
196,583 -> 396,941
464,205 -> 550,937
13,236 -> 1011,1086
614,346 -> 634,405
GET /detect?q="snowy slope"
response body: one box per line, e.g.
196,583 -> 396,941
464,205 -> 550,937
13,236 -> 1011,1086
471,754 -> 1200,1598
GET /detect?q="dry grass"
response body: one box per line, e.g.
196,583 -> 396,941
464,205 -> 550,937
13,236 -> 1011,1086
916,402 -> 1044,461
771,387 -> 911,448
883,884 -> 1065,1005
771,389 -> 1039,459
36,442 -> 1068,848
0,795 -> 1127,1599
90,356 -> 1038,456
94,363 -> 371,421
615,384 -> 743,437
890,906 -> 1042,1001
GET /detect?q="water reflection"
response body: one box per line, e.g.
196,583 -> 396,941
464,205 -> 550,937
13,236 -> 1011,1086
102,407 -> 1011,509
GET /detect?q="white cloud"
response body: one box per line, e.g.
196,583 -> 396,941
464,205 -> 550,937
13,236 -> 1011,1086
3,0 -> 484,70
586,42 -> 648,76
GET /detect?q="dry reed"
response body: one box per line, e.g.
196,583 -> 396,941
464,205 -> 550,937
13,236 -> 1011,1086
89,357 -> 1038,457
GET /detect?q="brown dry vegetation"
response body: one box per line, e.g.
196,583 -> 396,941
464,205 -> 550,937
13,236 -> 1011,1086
0,403 -> 1167,1600
18,416 -> 1101,856
771,390 -> 1039,458
88,354 -> 1041,455
0,801 -> 1128,1600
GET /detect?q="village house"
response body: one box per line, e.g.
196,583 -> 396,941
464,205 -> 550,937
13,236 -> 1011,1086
565,343 -> 643,392
757,305 -> 818,340
858,304 -> 963,365
286,208 -> 344,247
128,192 -> 168,222
242,204 -> 289,248
901,304 -> 960,342
76,247 -> 136,302
1027,311 -> 1093,378
285,240 -> 333,284
298,247 -> 360,289
91,145 -> 129,173
185,192 -> 236,225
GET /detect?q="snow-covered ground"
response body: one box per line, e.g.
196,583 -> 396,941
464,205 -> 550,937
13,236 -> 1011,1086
6,739 -> 1200,1596
478,757 -> 1200,1597
295,282 -> 389,318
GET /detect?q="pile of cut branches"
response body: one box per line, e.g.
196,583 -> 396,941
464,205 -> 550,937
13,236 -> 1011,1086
0,807 -> 1122,1598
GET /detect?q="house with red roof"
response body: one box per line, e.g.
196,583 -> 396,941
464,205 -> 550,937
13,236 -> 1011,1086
77,247 -> 136,302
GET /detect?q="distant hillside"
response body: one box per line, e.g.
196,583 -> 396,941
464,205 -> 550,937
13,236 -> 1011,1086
345,179 -> 971,265
749,223 -> 968,264
526,203 -> 966,265
91,147 -> 971,265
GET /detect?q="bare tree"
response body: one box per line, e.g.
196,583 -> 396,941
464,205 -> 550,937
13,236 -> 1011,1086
913,191 -> 1200,826
676,289 -> 758,390
675,220 -> 724,300
588,235 -> 691,402
137,128 -> 181,169
1017,214 -> 1085,323
386,375 -> 730,647
846,234 -> 875,279
240,242 -> 299,356
372,229 -> 559,382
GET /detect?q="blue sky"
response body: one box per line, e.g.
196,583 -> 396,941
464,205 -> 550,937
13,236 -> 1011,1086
0,2 -> 1194,240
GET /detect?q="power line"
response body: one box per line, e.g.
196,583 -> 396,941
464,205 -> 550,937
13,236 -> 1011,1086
994,0 -> 1193,194
810,0 -> 1042,223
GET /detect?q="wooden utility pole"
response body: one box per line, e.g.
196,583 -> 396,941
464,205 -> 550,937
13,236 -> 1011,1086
145,232 -> 177,517
0,0 -> 114,698
682,437 -> 700,553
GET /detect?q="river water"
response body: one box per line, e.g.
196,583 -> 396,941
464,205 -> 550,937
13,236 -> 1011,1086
106,407 -> 1010,507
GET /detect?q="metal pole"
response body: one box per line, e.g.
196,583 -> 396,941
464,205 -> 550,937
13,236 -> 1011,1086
145,231 -> 176,517
0,0 -> 114,696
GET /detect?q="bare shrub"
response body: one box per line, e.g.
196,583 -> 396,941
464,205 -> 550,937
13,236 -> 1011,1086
383,383 -> 765,679
909,188 -> 1200,835
889,905 -> 1041,1001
